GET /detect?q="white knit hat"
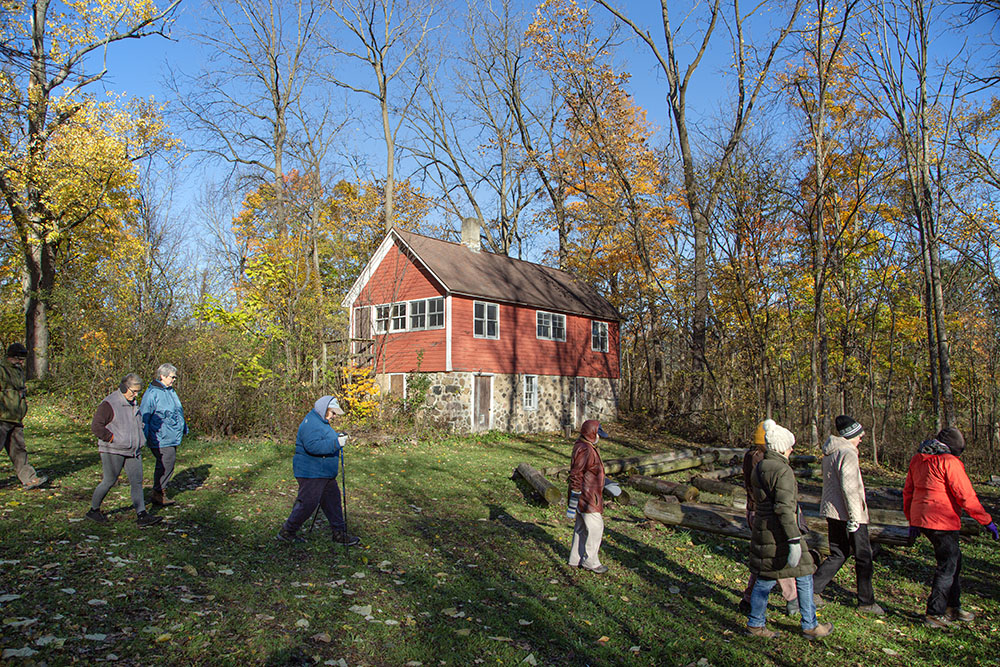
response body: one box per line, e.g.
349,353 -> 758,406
763,419 -> 795,454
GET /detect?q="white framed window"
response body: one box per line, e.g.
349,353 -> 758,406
391,303 -> 407,331
428,297 -> 445,328
374,305 -> 390,334
536,311 -> 566,341
474,301 -> 499,339
591,321 -> 609,352
523,375 -> 538,410
409,299 -> 427,329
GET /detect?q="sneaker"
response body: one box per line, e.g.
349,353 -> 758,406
23,474 -> 48,490
85,508 -> 108,524
785,600 -> 801,617
136,511 -> 163,527
802,622 -> 834,639
924,615 -> 951,629
945,607 -> 974,622
746,625 -> 778,638
813,593 -> 827,607
738,599 -> 752,615
276,528 -> 306,544
858,603 -> 886,616
581,564 -> 608,574
331,530 -> 361,547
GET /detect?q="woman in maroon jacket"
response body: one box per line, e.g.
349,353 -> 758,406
567,420 -> 609,573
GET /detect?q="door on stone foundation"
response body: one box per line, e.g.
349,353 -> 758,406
575,377 -> 587,429
474,375 -> 492,431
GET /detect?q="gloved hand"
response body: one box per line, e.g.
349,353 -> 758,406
338,435 -> 350,447
908,526 -> 921,541
603,480 -> 622,497
985,521 -> 999,540
786,539 -> 802,569
847,520 -> 860,534
567,490 -> 581,520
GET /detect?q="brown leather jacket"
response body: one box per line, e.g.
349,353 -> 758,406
568,420 -> 605,514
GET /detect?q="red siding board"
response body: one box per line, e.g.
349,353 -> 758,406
352,240 -> 619,378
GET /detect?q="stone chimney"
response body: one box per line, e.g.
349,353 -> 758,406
461,217 -> 481,253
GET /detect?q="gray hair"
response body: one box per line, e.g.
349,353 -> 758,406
155,363 -> 177,381
119,373 -> 143,392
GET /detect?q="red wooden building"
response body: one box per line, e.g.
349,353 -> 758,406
342,220 -> 621,432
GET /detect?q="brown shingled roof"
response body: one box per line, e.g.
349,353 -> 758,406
394,229 -> 620,321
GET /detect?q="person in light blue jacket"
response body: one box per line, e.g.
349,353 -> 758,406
277,395 -> 360,546
140,363 -> 187,506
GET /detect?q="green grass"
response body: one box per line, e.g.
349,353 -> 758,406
2,400 -> 999,665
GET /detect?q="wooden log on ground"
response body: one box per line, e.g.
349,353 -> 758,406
642,499 -> 913,554
691,477 -> 745,497
698,466 -> 742,481
602,485 -> 632,505
540,448 -> 703,477
629,452 -> 719,477
796,503 -> 983,536
626,475 -> 699,501
513,462 -> 562,506
704,448 -> 816,466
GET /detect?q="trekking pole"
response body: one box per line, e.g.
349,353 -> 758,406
308,503 -> 321,535
340,445 -> 348,555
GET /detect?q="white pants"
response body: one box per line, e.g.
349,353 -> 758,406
569,511 -> 604,568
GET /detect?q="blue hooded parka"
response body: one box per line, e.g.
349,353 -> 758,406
139,380 -> 187,448
293,396 -> 343,478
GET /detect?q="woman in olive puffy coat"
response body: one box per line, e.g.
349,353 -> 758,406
746,419 -> 833,639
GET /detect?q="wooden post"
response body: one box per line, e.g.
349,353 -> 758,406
513,462 -> 563,506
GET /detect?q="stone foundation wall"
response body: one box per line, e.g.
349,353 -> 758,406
375,372 -> 618,434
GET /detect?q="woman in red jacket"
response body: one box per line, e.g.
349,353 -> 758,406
567,420 -> 609,573
903,427 -> 999,628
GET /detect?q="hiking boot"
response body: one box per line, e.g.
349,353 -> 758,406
136,511 -> 163,527
813,593 -> 827,607
581,564 -> 608,574
23,474 -> 48,490
276,528 -> 306,544
802,622 -> 834,640
331,530 -> 361,547
925,614 -> 952,629
151,490 -> 176,506
945,607 -> 974,622
785,600 -> 801,617
858,603 -> 885,616
738,599 -> 752,615
85,508 -> 108,524
746,625 -> 778,638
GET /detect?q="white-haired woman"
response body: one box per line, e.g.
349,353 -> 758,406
140,363 -> 187,506
87,374 -> 162,527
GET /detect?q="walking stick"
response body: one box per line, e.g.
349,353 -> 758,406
340,445 -> 348,555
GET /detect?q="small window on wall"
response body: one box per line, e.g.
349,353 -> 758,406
474,301 -> 499,339
409,299 -> 426,329
428,297 -> 445,328
374,305 -> 390,334
391,303 -> 407,331
536,311 -> 566,341
523,375 -> 538,410
592,321 -> 609,352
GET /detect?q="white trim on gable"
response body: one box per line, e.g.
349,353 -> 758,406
340,229 -> 450,308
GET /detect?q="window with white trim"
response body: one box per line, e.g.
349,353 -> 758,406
523,375 -> 538,410
409,299 -> 426,329
428,297 -> 445,328
474,301 -> 499,339
536,311 -> 566,341
374,305 -> 390,334
592,321 -> 609,352
391,303 -> 407,331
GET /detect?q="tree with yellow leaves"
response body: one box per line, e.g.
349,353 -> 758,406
0,0 -> 180,379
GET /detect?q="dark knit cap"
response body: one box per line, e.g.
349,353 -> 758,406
5,342 -> 27,358
835,415 -> 864,439
936,427 -> 965,457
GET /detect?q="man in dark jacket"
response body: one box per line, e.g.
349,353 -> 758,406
746,419 -> 833,639
278,396 -> 360,546
0,343 -> 46,490
567,419 -> 609,573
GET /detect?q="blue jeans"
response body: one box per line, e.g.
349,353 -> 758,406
748,575 -> 818,630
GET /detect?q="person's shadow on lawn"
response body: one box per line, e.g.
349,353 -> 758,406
170,464 -> 212,498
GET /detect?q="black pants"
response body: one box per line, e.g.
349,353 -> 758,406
150,446 -> 177,493
812,518 -> 875,605
282,477 -> 345,535
924,529 -> 962,616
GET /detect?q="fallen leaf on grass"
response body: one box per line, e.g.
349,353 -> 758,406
518,619 -> 532,626
311,632 -> 331,643
2,647 -> 37,658
522,655 -> 537,666
882,648 -> 899,656
60,588 -> 75,594
0,594 -> 21,603
596,636 -> 610,644
88,599 -> 108,606
35,636 -> 66,648
629,646 -> 640,654
488,636 -> 513,642
4,617 -> 38,628
454,628 -> 471,636
323,659 -> 348,667
84,634 -> 107,641
349,605 -> 372,616
296,618 -> 310,628
351,571 -> 366,579
384,619 -> 399,626
156,633 -> 172,643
